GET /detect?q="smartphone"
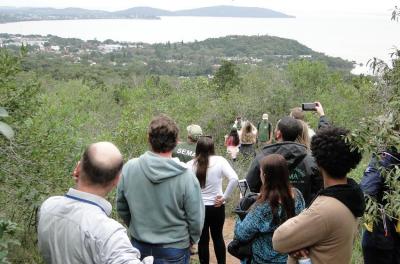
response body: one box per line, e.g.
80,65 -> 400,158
302,103 -> 317,111
238,179 -> 250,197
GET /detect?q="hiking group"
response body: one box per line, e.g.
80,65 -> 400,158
37,102 -> 399,264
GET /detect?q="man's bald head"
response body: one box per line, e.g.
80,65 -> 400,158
80,142 -> 123,186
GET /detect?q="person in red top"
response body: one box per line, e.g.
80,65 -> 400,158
224,128 -> 240,161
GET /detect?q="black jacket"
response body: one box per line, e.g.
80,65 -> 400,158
245,142 -> 322,206
318,178 -> 365,218
318,115 -> 330,129
360,152 -> 400,251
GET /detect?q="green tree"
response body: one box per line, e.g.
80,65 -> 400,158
348,51 -> 400,229
0,47 -> 40,263
212,60 -> 241,91
0,219 -> 20,264
348,10 -> 400,227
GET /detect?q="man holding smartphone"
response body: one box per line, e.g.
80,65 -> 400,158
245,116 -> 322,206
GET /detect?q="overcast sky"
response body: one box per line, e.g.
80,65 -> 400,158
0,0 -> 396,17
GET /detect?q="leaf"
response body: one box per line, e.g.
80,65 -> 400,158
0,121 -> 14,140
0,107 -> 9,117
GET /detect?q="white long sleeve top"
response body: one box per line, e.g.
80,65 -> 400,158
187,155 -> 239,206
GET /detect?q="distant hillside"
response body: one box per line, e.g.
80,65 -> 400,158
0,7 -> 109,16
0,33 -> 353,76
0,7 -> 159,22
114,7 -> 173,17
0,5 -> 293,23
173,6 -> 293,18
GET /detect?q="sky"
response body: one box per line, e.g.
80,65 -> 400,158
0,0 -> 397,17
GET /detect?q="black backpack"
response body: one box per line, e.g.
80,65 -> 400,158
227,192 -> 258,262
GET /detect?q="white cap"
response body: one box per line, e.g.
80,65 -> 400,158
187,124 -> 203,140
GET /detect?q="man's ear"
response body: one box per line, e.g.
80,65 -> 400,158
275,129 -> 282,141
111,173 -> 121,188
147,134 -> 154,150
73,161 -> 81,182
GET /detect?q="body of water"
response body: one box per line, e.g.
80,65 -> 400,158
0,15 -> 398,74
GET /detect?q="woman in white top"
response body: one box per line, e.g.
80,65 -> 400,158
187,136 -> 238,264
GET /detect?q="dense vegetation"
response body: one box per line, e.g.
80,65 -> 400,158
0,32 -> 398,264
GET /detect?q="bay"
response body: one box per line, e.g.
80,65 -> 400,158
0,15 -> 398,74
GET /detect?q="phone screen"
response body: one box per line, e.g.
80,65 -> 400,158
238,179 -> 249,197
302,103 -> 317,111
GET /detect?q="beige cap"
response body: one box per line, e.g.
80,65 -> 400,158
262,113 -> 269,120
187,124 -> 203,140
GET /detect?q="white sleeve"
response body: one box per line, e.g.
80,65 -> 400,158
221,157 -> 239,201
186,160 -> 196,174
103,227 -> 151,264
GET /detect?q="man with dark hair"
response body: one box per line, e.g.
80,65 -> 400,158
276,117 -> 303,141
38,142 -> 152,264
246,116 -> 321,205
117,114 -> 204,264
273,127 -> 366,264
172,124 -> 203,162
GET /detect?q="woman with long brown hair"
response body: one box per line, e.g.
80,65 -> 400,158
295,119 -> 311,150
187,136 -> 238,264
239,121 -> 257,158
234,154 -> 305,264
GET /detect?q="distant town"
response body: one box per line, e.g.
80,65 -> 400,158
0,34 -> 144,54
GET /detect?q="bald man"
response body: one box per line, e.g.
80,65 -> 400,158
37,142 -> 153,264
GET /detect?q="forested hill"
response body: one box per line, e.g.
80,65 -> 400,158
166,6 -> 293,18
1,34 -> 353,76
114,6 -> 294,18
0,5 -> 293,23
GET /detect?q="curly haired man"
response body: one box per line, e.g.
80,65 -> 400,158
272,126 -> 366,264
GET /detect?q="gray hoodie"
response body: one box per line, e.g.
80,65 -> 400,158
116,151 -> 204,249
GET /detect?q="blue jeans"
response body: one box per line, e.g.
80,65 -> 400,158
132,239 -> 190,264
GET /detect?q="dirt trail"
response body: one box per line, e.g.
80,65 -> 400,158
191,217 -> 240,264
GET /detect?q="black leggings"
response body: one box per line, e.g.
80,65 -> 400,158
198,205 -> 226,264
